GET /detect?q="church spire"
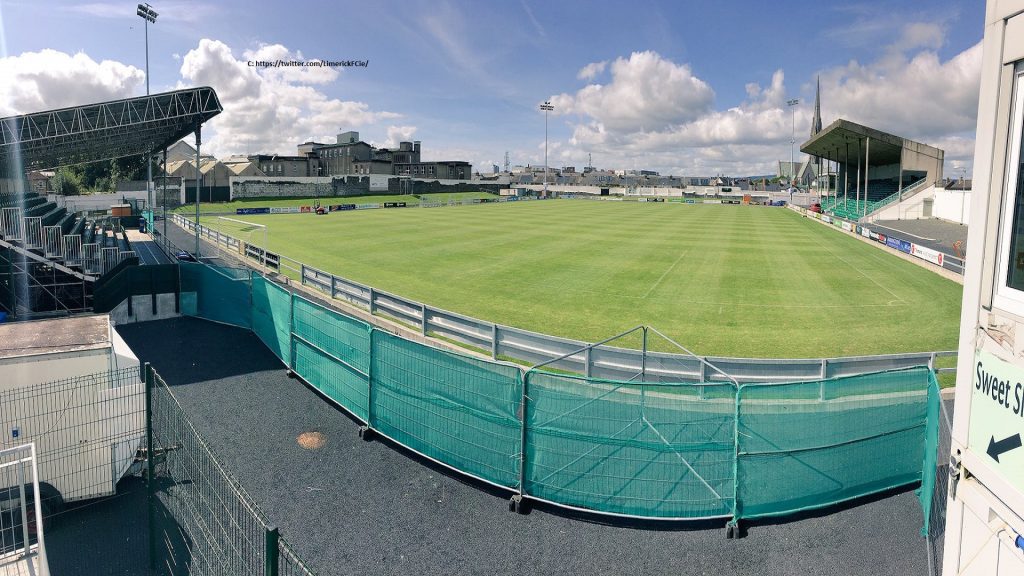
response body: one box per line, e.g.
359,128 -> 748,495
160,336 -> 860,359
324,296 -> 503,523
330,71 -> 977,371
811,76 -> 822,137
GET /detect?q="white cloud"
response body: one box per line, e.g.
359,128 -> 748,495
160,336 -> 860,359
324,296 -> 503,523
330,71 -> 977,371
520,0 -> 546,38
891,22 -> 945,53
177,39 -> 400,158
577,60 -> 607,81
551,51 -> 714,133
0,49 -> 144,116
822,40 -> 982,140
549,27 -> 982,176
382,126 -> 418,148
242,44 -> 339,85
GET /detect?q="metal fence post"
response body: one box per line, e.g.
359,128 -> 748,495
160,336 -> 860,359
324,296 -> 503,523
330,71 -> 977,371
368,287 -> 376,314
512,368 -> 530,513
421,303 -> 428,336
491,324 -> 499,360
289,289 -> 296,373
360,327 -> 376,440
641,326 -> 648,382
264,526 -> 279,576
727,384 -> 742,538
145,362 -> 157,570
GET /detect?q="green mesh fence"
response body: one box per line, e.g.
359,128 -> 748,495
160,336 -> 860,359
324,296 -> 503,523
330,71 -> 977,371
178,262 -> 252,329
252,274 -> 292,366
179,265 -> 941,529
734,367 -> 935,520
371,331 -> 522,488
524,372 -> 736,518
291,295 -> 372,421
918,371 -> 941,537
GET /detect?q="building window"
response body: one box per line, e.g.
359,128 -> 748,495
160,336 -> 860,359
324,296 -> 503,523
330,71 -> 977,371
997,64 -> 1024,310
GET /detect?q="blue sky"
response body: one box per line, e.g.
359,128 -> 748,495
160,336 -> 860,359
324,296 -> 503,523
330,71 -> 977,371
0,0 -> 985,176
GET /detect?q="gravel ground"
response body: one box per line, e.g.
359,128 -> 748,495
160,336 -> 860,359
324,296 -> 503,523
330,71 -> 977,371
45,476 -> 153,576
115,316 -> 934,576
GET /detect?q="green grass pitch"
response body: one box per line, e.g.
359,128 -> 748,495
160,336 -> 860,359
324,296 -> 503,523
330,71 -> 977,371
202,200 -> 963,358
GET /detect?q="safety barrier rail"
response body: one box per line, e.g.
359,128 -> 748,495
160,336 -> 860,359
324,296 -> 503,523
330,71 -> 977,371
171,213 -> 956,383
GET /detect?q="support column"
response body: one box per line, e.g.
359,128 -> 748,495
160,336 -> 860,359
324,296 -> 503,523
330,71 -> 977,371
898,147 -> 904,192
844,142 -> 849,208
863,137 -> 871,218
856,138 -> 861,211
162,148 -> 168,251
195,125 -> 202,258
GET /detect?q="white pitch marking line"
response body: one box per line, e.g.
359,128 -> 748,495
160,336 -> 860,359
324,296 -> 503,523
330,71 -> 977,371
643,250 -> 688,299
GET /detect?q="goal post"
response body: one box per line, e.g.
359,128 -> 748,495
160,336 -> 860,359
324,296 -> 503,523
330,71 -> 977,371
213,216 -> 268,271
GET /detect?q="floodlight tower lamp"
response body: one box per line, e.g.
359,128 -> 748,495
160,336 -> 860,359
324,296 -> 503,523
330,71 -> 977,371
540,101 -> 554,197
137,3 -> 158,223
786,99 -> 799,190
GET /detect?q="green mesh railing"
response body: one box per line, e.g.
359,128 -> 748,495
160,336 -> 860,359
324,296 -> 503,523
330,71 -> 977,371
180,263 -> 941,529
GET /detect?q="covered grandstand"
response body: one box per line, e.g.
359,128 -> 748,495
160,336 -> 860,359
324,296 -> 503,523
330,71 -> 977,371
0,86 -> 222,319
801,119 -> 944,220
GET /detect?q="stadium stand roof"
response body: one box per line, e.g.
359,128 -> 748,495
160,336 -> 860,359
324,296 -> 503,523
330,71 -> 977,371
0,86 -> 222,177
800,118 -> 943,166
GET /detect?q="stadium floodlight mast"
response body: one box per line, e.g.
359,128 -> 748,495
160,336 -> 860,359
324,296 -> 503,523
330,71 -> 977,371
787,98 -> 799,192
540,101 -> 554,197
137,3 -> 158,219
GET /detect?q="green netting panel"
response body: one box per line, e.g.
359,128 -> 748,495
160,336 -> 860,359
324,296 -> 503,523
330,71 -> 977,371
291,296 -> 371,421
251,275 -> 292,365
735,366 -> 932,520
371,331 -> 522,488
917,371 -> 941,536
178,262 -> 252,329
524,372 -> 736,518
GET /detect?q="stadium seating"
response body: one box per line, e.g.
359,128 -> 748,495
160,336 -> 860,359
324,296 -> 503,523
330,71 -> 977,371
69,217 -> 85,237
40,206 -> 66,227
824,178 -> 928,221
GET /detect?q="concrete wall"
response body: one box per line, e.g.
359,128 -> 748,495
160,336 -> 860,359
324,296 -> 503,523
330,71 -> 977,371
901,140 -> 944,183
867,183 -> 937,221
54,191 -> 148,212
108,293 -> 180,325
230,176 -> 372,199
632,187 -> 684,197
933,187 -> 971,225
520,184 -> 606,195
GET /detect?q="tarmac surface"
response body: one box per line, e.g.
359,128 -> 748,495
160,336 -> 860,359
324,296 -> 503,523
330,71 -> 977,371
115,316 -> 935,576
870,219 -> 968,258
124,227 -> 172,265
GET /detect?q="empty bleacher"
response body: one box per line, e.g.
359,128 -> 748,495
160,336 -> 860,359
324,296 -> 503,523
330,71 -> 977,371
823,177 -> 930,221
0,192 -> 134,278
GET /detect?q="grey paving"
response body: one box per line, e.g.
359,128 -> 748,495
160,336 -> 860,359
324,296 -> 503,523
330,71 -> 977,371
128,235 -> 172,265
116,316 -> 934,576
871,219 -> 969,257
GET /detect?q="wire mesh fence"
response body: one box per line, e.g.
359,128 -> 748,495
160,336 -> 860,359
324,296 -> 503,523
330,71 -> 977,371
148,366 -> 316,576
0,443 -> 46,568
0,366 -> 145,533
926,392 -> 954,576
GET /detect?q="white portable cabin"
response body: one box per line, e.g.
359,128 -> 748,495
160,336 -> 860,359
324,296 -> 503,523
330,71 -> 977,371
945,1 -> 1024,573
0,314 -> 143,503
